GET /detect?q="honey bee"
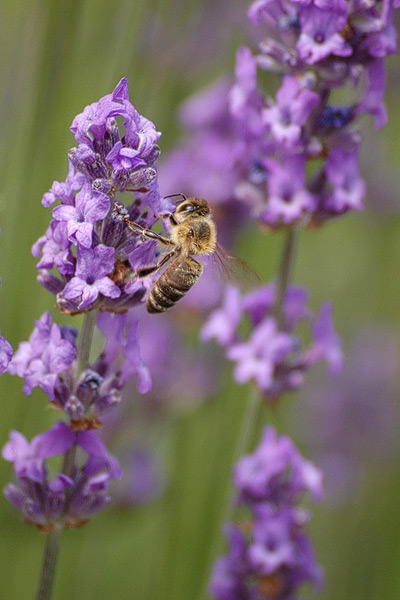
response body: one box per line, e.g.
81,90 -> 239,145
112,194 -> 255,313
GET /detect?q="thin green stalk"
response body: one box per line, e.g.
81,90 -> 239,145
76,310 -> 97,375
62,443 -> 78,478
274,227 -> 298,328
226,385 -> 261,516
35,528 -> 62,600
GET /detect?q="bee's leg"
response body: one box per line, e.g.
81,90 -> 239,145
112,201 -> 173,246
127,220 -> 172,246
136,250 -> 176,278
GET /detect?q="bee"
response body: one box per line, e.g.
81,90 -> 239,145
112,194 -> 255,313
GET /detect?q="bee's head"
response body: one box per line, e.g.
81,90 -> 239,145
174,197 -> 211,222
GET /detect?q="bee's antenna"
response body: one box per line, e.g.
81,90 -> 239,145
164,192 -> 187,205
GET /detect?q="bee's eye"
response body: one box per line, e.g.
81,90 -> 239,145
182,204 -> 197,213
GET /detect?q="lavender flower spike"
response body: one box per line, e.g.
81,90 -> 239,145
8,311 -> 77,400
2,422 -> 121,529
209,426 -> 323,600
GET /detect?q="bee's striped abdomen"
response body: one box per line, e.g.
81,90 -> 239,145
146,256 -> 203,313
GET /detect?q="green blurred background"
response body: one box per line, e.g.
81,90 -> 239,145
1,1 -> 400,599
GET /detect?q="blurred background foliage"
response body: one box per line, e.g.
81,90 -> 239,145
1,1 -> 400,599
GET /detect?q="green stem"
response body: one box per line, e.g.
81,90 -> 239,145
76,310 -> 97,375
226,385 -> 261,516
62,443 -> 77,478
35,528 -> 62,600
274,227 -> 298,329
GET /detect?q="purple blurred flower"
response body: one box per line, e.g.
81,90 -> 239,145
0,334 -> 13,374
325,147 -> 366,212
297,3 -> 351,64
209,426 -> 323,600
96,312 -> 152,394
305,302 -> 343,374
202,284 -> 342,399
262,75 -> 319,148
201,286 -> 242,346
228,319 -> 295,390
162,0 -> 398,233
235,426 -> 323,504
2,421 -> 121,528
355,58 -> 388,128
262,155 -> 317,225
8,312 -> 76,400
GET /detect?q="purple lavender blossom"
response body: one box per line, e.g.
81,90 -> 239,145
324,147 -> 365,212
162,1 -> 399,232
262,155 -> 317,225
200,286 -> 242,346
61,245 -> 121,310
202,284 -> 342,399
8,312 -> 76,400
7,310 -> 152,429
32,221 -> 75,276
0,334 -> 13,374
262,75 -> 319,148
41,160 -> 86,208
2,421 -> 121,529
35,78 -> 165,315
296,3 -> 351,64
96,312 -> 152,394
209,426 -> 323,600
240,0 -> 398,227
227,319 -> 296,390
52,182 -> 110,249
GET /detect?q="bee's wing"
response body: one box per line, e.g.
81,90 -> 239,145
211,243 -> 261,291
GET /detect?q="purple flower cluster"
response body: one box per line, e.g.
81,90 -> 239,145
209,426 -> 323,600
161,1 -> 398,231
7,312 -> 77,400
2,422 -> 121,529
202,284 -> 342,399
231,0 -> 398,227
33,77 -> 166,314
8,310 -> 151,426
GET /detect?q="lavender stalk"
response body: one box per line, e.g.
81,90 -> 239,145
35,528 -> 61,600
274,227 -> 298,329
